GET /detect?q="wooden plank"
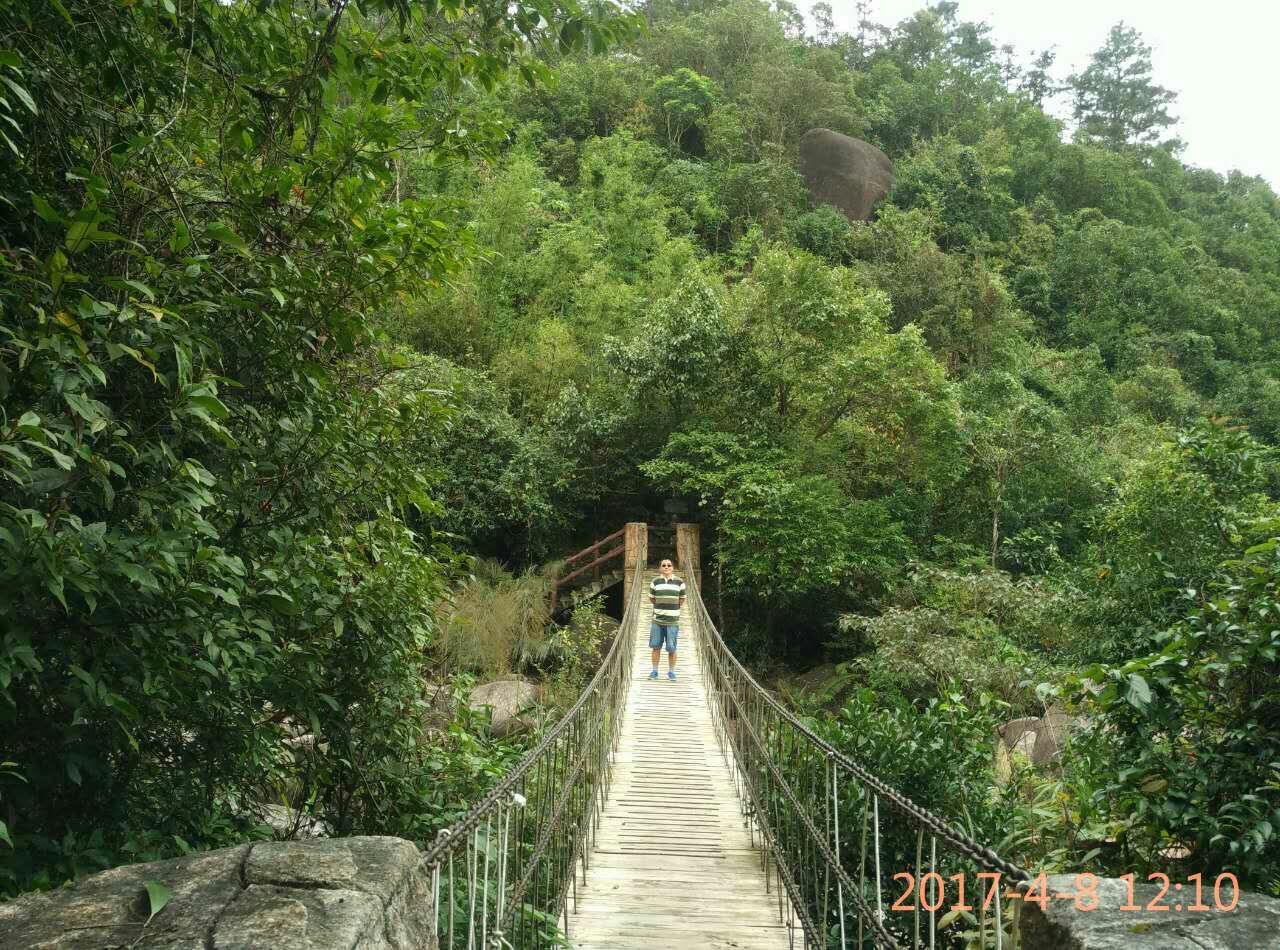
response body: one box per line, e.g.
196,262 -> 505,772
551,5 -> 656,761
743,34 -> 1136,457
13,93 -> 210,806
567,576 -> 796,949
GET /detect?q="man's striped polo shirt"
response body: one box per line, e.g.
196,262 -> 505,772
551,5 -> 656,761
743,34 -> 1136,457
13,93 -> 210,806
649,573 -> 686,624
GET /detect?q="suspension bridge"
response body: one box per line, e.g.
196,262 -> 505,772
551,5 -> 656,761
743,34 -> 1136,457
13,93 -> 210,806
421,524 -> 1031,950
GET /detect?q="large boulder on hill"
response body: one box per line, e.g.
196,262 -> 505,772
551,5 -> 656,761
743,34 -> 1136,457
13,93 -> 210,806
798,128 -> 893,221
469,677 -> 540,738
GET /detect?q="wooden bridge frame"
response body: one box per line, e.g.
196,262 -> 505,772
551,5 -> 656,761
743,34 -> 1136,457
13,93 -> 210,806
553,522 -> 701,610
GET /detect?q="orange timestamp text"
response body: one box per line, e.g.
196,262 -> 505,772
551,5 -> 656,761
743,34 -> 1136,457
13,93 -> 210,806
891,871 -> 1241,914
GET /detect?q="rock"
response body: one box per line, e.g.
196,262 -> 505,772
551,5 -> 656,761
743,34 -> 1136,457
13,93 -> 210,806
1017,874 -> 1280,949
781,663 -> 853,711
0,837 -> 430,950
1033,709 -> 1075,765
469,677 -> 540,738
214,885 -> 381,950
995,709 -> 1085,780
798,128 -> 893,221
999,717 -> 1042,748
252,803 -> 331,839
0,845 -> 249,950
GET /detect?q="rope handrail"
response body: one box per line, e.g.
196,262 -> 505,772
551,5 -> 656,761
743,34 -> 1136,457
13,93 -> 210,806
685,565 -> 1032,949
422,557 -> 646,949
419,530 -> 1033,950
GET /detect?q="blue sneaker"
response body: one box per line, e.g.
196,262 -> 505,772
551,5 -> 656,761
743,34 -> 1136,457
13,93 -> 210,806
648,669 -> 659,680
667,671 -> 677,681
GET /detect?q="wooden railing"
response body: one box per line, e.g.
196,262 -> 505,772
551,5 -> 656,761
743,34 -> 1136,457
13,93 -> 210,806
550,527 -> 626,612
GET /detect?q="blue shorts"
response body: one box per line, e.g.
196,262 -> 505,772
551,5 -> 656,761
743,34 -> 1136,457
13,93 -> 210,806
649,623 -> 679,653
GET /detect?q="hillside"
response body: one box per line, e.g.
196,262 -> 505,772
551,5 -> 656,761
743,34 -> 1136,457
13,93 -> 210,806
2,0 -> 1278,900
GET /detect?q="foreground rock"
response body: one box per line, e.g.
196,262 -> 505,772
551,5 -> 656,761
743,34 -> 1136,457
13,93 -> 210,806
798,128 -> 893,221
469,676 -> 540,738
1017,874 -> 1280,949
0,837 -> 430,950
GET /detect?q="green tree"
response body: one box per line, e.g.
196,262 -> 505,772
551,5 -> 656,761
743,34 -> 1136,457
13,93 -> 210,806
1020,47 -> 1059,107
0,0 -> 634,892
1076,517 -> 1280,883
652,67 -> 720,153
1069,23 -> 1177,150
729,244 -> 888,427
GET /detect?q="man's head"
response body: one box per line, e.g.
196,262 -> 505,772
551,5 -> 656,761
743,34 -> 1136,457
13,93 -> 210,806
660,558 -> 674,578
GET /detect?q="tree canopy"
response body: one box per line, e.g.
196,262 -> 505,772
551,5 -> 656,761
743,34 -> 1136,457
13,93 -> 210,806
3,0 -> 1280,902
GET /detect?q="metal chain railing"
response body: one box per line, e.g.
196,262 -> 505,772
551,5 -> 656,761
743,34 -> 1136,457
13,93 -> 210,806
686,567 -> 1033,950
419,558 -> 645,949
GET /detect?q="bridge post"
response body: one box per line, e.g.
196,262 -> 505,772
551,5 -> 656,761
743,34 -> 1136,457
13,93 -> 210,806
623,522 -> 648,603
675,522 -> 701,588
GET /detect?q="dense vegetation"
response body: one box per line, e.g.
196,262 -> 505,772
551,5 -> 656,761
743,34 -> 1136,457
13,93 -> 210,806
4,0 -> 1279,906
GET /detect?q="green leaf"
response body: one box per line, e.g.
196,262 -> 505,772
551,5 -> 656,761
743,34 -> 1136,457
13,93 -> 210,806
143,880 -> 172,920
64,392 -> 104,425
206,221 -> 248,253
1140,775 -> 1168,794
1126,673 -> 1152,708
174,344 -> 191,388
0,819 -> 11,848
47,0 -> 72,25
170,219 -> 190,253
1,75 -> 36,115
188,394 -> 229,420
29,193 -> 61,223
34,443 -> 75,470
120,563 -> 160,591
64,218 -> 94,252
26,467 -> 71,494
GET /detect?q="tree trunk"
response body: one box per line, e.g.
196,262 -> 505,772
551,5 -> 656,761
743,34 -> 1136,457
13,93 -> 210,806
990,486 -> 1002,567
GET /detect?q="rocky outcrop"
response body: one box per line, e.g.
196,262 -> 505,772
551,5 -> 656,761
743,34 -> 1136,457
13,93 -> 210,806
781,663 -> 854,712
0,837 -> 430,950
798,128 -> 893,221
995,704 -> 1082,781
1017,874 -> 1280,949
469,677 -> 540,738
250,803 -> 332,839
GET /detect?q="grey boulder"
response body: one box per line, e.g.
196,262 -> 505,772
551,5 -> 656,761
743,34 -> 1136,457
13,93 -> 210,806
469,677 -> 540,738
798,128 -> 893,221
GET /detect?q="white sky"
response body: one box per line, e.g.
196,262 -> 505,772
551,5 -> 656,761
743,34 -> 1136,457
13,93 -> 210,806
805,1 -> 1279,186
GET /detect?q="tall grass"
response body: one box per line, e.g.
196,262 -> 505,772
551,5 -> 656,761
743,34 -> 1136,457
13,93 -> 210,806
437,560 -> 562,676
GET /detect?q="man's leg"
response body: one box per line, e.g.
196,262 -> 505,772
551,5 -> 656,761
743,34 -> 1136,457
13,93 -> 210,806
666,626 -> 678,678
649,623 -> 662,677
667,649 -> 677,671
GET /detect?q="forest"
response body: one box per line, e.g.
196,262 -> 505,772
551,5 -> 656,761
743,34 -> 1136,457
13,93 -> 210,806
2,0 -> 1279,912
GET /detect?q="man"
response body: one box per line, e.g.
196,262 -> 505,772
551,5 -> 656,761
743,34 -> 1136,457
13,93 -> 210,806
648,558 -> 686,680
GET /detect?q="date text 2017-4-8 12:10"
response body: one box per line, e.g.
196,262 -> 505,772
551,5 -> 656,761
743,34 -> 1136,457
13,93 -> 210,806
891,871 -> 1241,914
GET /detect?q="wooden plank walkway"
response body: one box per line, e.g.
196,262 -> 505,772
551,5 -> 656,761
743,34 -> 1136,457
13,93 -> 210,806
568,574 -> 794,950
